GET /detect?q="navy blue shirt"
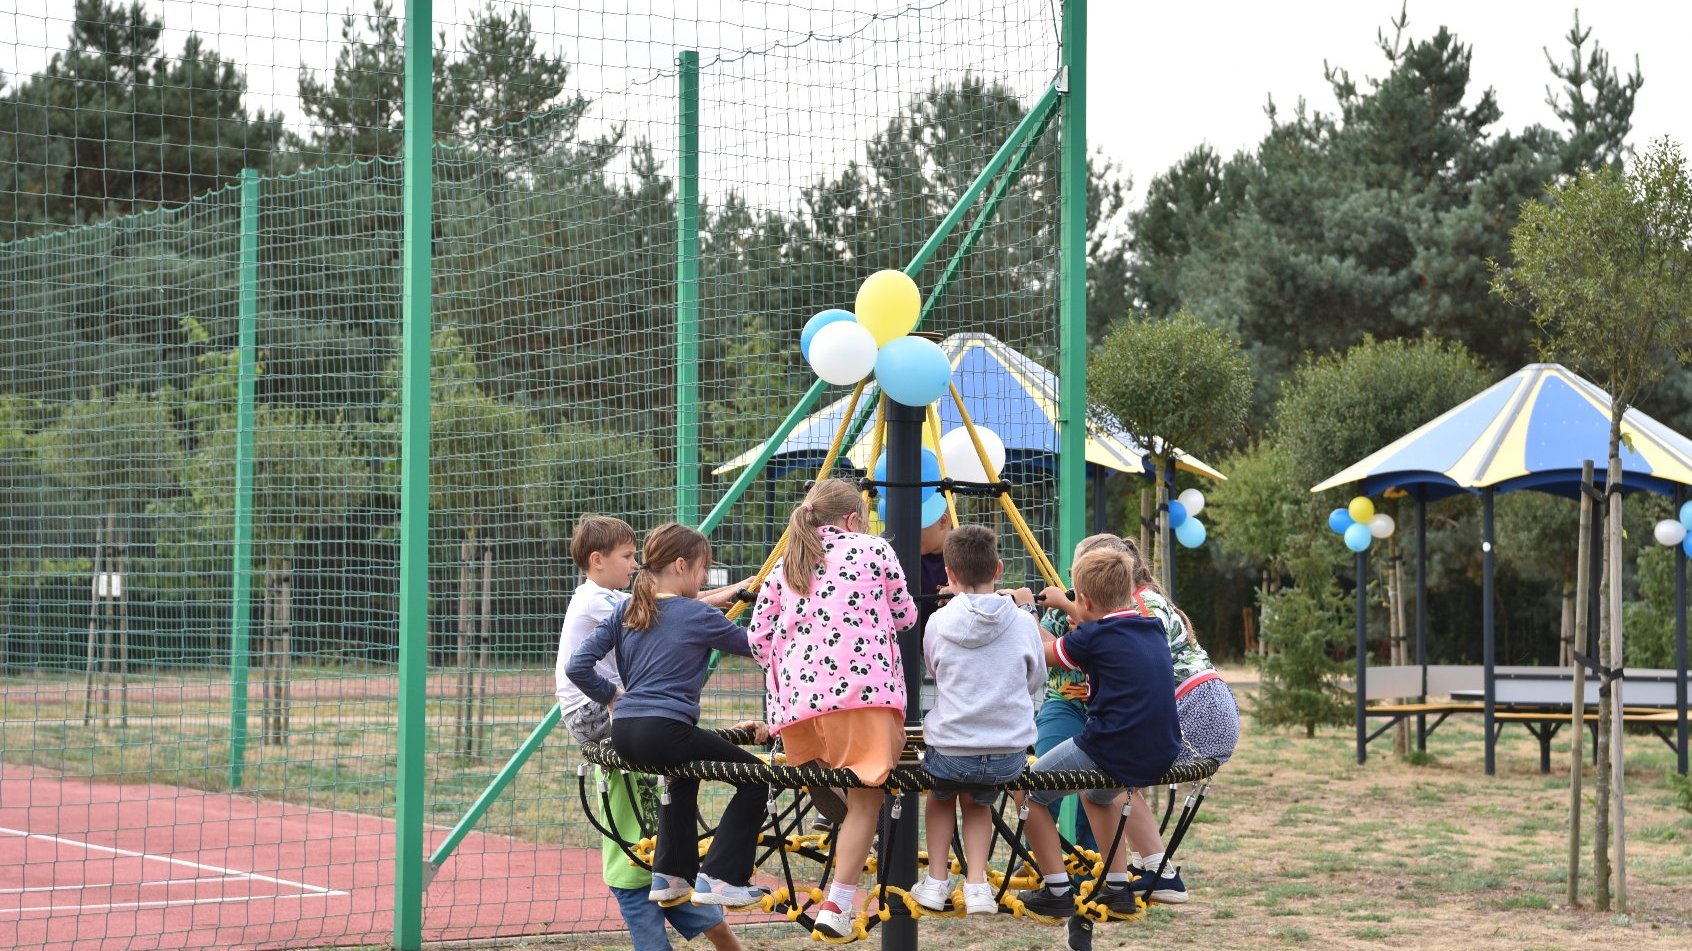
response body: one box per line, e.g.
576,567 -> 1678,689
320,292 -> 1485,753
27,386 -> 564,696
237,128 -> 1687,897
1052,609 -> 1180,787
567,595 -> 751,725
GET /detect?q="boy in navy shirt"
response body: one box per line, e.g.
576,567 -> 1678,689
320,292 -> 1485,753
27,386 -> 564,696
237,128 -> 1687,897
1014,548 -> 1180,919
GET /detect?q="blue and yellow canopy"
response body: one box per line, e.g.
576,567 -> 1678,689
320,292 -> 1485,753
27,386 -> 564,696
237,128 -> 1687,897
714,332 -> 1224,481
1311,363 -> 1692,498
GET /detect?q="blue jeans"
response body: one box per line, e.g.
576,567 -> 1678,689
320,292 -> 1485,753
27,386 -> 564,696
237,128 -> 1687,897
923,749 -> 1027,805
1034,698 -> 1096,850
610,884 -> 724,951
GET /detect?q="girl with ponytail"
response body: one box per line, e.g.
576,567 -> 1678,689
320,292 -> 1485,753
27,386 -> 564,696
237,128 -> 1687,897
567,522 -> 772,910
747,478 -> 916,939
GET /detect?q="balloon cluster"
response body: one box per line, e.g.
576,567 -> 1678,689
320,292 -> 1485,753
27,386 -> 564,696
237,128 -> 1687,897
1328,496 -> 1394,553
801,271 -> 953,407
1651,501 -> 1692,556
1169,488 -> 1208,549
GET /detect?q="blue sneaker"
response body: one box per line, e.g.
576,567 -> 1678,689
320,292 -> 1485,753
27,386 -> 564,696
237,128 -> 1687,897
691,874 -> 771,908
1127,864 -> 1188,904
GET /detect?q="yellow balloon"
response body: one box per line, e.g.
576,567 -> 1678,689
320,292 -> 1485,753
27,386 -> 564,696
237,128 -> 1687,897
854,270 -> 921,346
1348,496 -> 1375,524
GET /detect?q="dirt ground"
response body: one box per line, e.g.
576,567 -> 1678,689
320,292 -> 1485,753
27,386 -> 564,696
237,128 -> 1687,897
465,665 -> 1692,951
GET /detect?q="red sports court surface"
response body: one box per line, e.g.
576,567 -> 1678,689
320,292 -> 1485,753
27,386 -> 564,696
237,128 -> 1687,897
0,763 -> 623,950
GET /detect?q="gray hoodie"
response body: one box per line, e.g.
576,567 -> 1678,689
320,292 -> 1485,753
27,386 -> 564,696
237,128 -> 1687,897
922,592 -> 1046,755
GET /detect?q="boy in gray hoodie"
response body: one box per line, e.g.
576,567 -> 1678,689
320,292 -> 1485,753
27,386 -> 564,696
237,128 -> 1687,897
911,524 -> 1046,915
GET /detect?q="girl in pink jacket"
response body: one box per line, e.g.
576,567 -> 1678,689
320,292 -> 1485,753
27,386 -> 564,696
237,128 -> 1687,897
748,477 -> 915,939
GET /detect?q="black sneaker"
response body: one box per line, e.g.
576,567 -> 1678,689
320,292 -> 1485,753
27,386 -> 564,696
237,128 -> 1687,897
1016,884 -> 1075,918
1088,881 -> 1144,917
1126,864 -> 1189,904
1066,915 -> 1093,951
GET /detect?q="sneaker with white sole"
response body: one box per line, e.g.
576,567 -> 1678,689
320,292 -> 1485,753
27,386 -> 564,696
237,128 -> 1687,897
648,872 -> 692,903
690,874 -> 770,908
812,900 -> 855,939
1126,864 -> 1188,904
908,878 -> 952,911
962,883 -> 997,915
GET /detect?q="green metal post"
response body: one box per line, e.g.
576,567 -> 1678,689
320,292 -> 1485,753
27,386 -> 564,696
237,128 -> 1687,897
676,50 -> 701,525
228,168 -> 259,791
1057,0 -> 1088,577
699,82 -> 1058,536
427,705 -> 562,875
395,1 -> 433,947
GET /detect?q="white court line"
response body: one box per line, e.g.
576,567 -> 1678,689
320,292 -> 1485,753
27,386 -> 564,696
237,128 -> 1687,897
0,892 -> 340,915
0,827 -> 348,896
0,875 -> 249,894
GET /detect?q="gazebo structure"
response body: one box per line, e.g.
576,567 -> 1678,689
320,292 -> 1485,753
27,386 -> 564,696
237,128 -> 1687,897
716,331 -> 1224,535
1313,363 -> 1692,774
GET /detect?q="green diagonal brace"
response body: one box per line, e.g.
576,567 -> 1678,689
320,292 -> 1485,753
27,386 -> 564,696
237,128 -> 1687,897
431,81 -> 1061,875
424,704 -> 562,884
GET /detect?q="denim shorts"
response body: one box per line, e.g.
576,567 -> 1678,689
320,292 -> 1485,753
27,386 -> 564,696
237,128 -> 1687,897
610,884 -> 723,950
923,749 -> 1027,806
1023,738 -> 1125,808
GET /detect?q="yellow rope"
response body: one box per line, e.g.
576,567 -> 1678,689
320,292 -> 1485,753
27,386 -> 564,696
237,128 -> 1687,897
862,395 -> 888,513
947,383 -> 1063,588
726,379 -> 869,622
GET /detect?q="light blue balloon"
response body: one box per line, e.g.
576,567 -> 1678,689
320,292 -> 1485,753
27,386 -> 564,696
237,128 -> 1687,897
878,490 -> 949,527
800,309 -> 856,361
1683,534 -> 1692,558
1679,500 -> 1692,531
1175,517 -> 1206,549
873,448 -> 941,503
1167,500 -> 1189,528
1344,522 -> 1372,553
874,337 -> 953,407
1328,508 -> 1354,534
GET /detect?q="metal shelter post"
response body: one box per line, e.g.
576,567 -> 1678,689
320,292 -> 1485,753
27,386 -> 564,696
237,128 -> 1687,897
1482,488 -> 1497,777
1414,489 -> 1428,751
1678,485 -> 1689,776
1355,548 -> 1368,765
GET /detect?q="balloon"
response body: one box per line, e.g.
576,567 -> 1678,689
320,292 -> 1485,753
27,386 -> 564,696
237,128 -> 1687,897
873,448 -> 942,503
1680,500 -> 1692,531
874,336 -> 952,407
1328,508 -> 1354,535
1178,488 -> 1206,516
939,425 -> 1008,484
1175,517 -> 1207,549
1348,496 -> 1375,524
1344,522 -> 1372,553
1655,519 -> 1687,547
807,321 -> 878,385
854,270 -> 921,346
1684,534 -> 1692,559
1167,500 -> 1189,528
878,488 -> 949,527
1369,514 -> 1396,539
800,308 -> 856,361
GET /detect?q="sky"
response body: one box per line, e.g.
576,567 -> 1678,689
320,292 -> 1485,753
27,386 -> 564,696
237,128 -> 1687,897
1,0 -> 1689,210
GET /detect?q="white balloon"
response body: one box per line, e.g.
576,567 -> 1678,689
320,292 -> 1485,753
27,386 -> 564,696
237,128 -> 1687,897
1178,487 -> 1206,517
939,425 -> 1007,484
1369,513 -> 1396,539
1654,518 -> 1687,547
807,321 -> 878,385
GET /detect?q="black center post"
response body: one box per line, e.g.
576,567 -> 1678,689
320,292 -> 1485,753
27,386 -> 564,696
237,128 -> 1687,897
882,395 -> 925,951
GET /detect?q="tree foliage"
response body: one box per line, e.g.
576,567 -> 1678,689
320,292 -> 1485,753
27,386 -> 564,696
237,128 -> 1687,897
1086,310 -> 1252,460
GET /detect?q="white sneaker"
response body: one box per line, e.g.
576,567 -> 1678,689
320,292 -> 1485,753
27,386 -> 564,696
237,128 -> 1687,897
963,883 -> 997,915
908,877 -> 951,911
647,872 -> 692,903
690,874 -> 770,908
812,900 -> 855,939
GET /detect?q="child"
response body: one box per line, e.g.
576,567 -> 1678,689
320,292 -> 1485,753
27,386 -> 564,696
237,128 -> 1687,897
1013,548 -> 1180,921
568,523 -> 771,909
910,525 -> 1044,915
747,478 -> 916,940
554,516 -> 747,951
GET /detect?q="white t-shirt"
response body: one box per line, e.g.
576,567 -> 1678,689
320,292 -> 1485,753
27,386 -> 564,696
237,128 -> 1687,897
554,578 -> 630,714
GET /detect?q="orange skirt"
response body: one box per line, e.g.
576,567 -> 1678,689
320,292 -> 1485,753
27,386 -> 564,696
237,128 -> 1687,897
780,707 -> 905,787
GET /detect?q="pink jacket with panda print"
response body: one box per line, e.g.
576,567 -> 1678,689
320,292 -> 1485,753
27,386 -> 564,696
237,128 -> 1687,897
747,525 -> 918,735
